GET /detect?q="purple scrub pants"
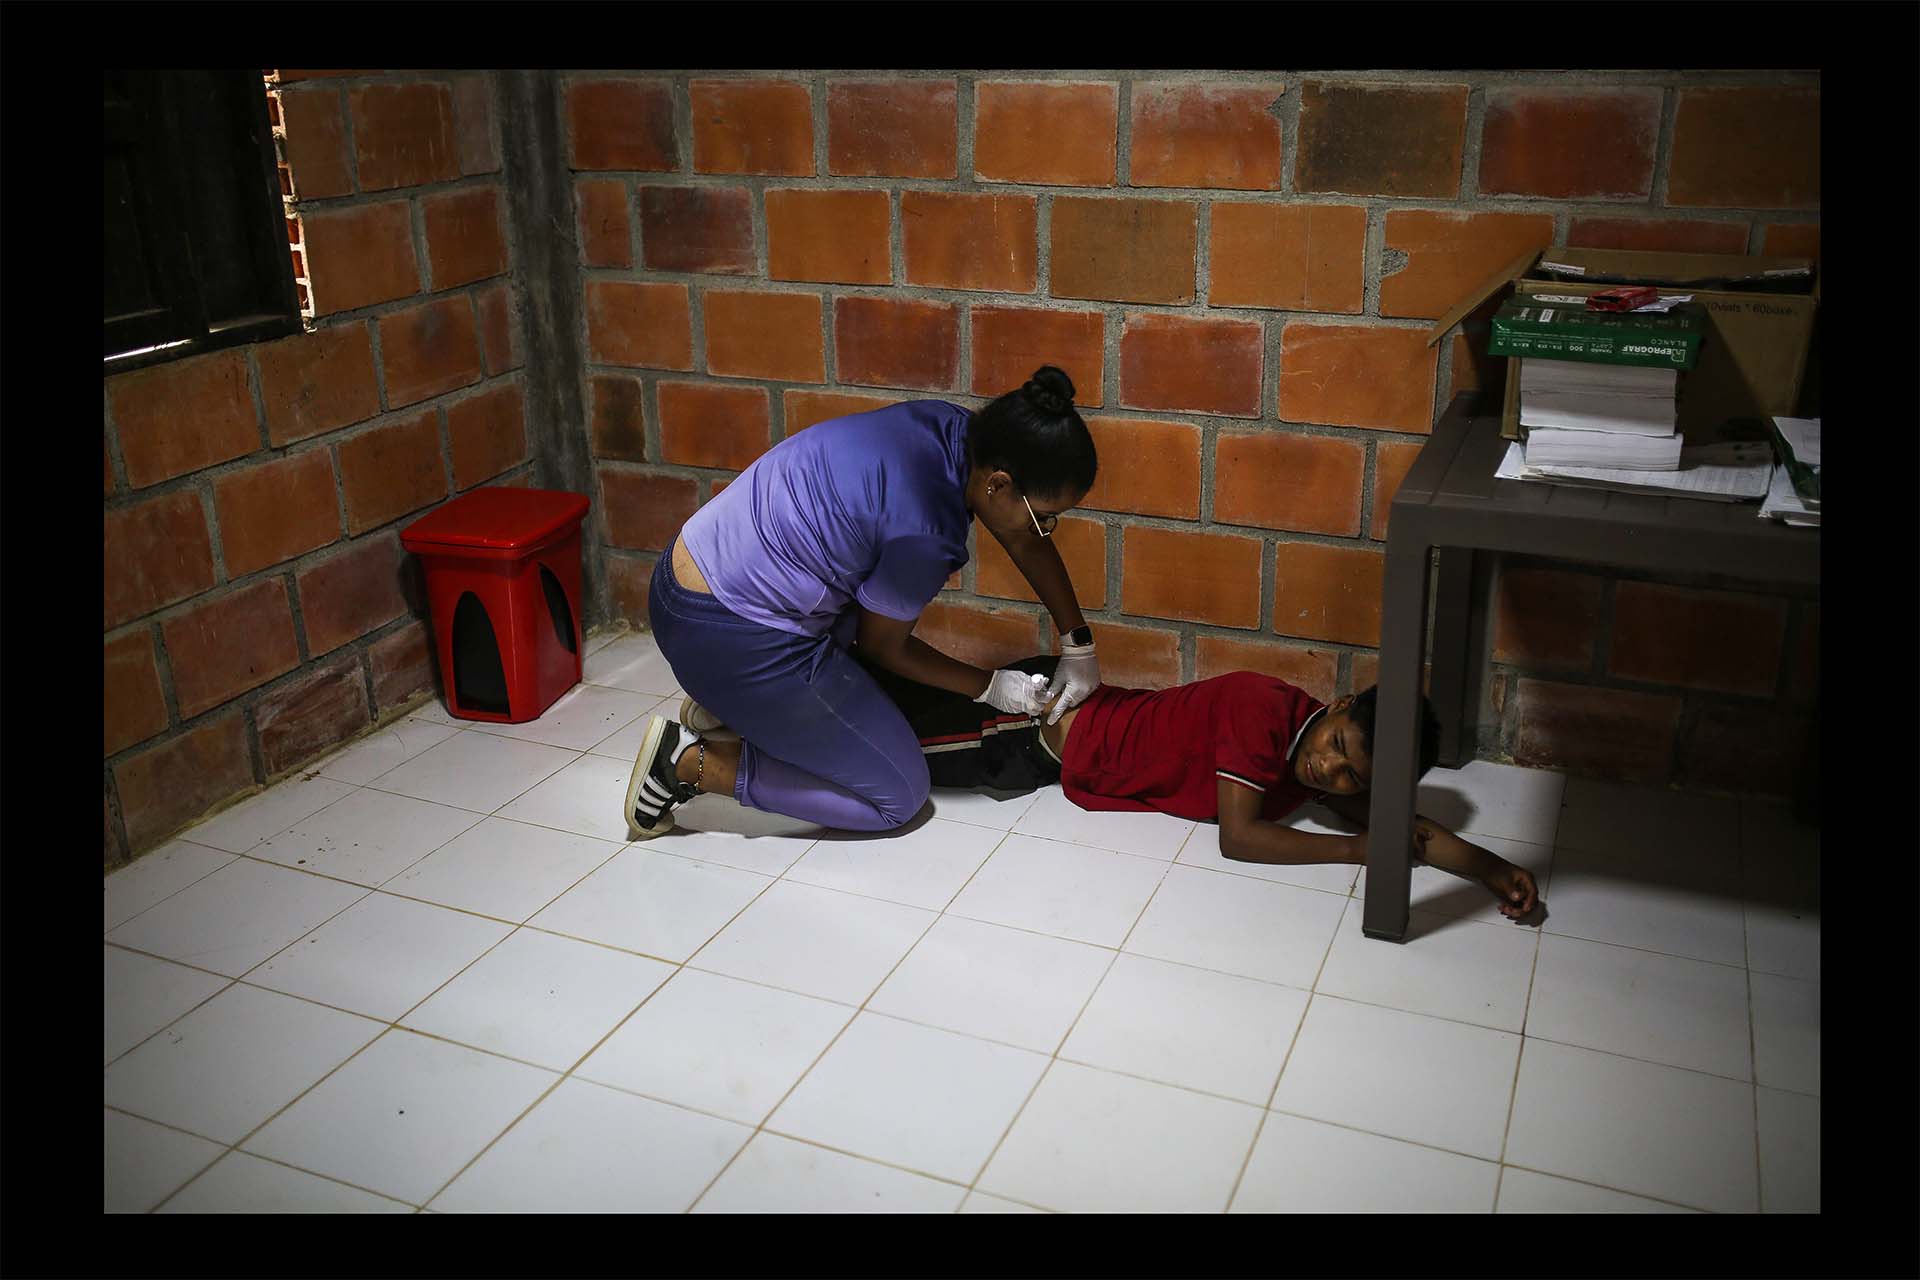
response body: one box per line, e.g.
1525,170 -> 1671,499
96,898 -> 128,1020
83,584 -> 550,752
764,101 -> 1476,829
647,553 -> 931,831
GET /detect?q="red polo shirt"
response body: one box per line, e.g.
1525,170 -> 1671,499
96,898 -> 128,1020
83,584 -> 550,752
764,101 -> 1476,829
1059,673 -> 1326,822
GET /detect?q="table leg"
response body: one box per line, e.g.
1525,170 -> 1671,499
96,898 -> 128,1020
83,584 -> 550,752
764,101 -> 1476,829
1429,547 -> 1474,768
1364,536 -> 1431,944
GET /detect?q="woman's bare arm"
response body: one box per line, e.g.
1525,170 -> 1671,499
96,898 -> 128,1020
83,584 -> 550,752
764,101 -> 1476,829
855,609 -> 992,699
987,523 -> 1087,637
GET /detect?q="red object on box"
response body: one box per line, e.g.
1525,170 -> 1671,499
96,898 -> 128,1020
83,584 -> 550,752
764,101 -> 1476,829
400,488 -> 592,723
1585,285 -> 1659,313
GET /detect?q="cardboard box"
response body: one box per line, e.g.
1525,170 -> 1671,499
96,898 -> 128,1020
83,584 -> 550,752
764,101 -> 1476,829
1426,247 -> 1818,442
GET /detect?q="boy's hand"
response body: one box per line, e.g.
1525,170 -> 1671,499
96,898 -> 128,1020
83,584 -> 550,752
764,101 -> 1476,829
1483,861 -> 1539,921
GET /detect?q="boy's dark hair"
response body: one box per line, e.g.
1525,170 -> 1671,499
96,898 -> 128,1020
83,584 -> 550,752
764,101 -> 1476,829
967,365 -> 1098,499
1347,685 -> 1442,780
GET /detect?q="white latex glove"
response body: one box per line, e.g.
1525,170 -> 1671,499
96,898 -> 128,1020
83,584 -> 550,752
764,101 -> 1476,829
1046,640 -> 1100,724
977,668 -> 1051,717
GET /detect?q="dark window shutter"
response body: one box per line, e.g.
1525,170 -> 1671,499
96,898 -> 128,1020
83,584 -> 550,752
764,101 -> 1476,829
104,70 -> 300,371
103,71 -> 203,358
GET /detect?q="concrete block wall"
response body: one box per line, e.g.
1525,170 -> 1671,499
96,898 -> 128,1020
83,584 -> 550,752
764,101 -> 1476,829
103,70 -> 532,866
564,69 -> 1819,796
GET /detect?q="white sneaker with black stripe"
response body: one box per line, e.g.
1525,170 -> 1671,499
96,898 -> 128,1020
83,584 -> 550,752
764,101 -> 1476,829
677,696 -> 739,742
625,715 -> 701,839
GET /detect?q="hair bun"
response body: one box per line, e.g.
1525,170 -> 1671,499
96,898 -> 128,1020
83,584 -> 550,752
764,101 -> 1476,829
1021,365 -> 1076,416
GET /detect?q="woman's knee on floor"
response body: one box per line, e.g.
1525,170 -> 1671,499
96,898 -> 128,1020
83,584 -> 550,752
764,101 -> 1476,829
871,750 -> 931,829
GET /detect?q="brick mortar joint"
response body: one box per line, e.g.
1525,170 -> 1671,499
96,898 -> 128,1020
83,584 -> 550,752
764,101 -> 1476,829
946,586 -> 1383,654
591,164 -> 1813,206
1493,659 -> 1796,709
293,171 -> 506,218
109,619 -> 410,787
558,69 -> 1818,86
1458,86 -> 1488,203
115,489 -> 438,637
586,265 -> 1463,333
103,368 -> 526,526
1652,85 -> 1681,212
580,357 -> 1437,430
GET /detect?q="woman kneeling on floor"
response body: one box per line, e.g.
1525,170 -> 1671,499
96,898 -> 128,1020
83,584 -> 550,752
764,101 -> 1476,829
624,367 -> 1101,838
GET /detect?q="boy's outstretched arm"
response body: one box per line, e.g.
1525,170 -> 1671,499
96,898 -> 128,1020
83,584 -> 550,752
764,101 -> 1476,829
1216,780 -> 1363,866
1319,794 -> 1539,921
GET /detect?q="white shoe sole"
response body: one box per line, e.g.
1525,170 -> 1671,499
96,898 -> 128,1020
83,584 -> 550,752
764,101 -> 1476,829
624,715 -> 676,840
678,696 -> 739,742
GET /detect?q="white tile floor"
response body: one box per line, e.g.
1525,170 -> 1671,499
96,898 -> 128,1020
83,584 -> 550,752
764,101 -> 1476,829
104,628 -> 1822,1213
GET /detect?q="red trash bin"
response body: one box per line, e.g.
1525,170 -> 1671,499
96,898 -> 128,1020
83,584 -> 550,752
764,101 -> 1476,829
400,488 -> 593,724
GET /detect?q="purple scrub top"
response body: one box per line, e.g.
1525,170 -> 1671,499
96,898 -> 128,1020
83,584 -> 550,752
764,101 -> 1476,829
677,400 -> 974,641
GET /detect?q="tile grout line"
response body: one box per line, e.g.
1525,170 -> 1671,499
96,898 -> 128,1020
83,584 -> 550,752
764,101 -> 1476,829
110,835 -> 1598,1099
1044,1050 -> 1285,1116
1224,882 -> 1356,1210
141,919 -> 1789,1144
103,845 -> 249,935
110,707 -> 478,889
1491,924 -> 1547,1205
112,731 -> 1804,1212
708,1128 -> 981,1201
252,794 -> 494,890
1258,1101 -> 1509,1174
1494,1156 -> 1722,1214
687,803 -> 1067,1209
956,953 -> 1121,1212
679,863 -> 967,1212
959,821 -> 1187,1210
134,1011 -> 393,1211
102,965 -> 240,1073
429,825 -> 814,1211
1741,802 -> 1766,1212
140,647 -> 803,1161
121,746 -> 747,1211
1491,791 -> 1561,1206
139,754 -> 644,966
344,815 -> 797,1214
492,810 -> 864,1210
690,817 -> 1049,1210
139,1114 -> 421,1213
149,853 -> 607,1209
1532,923 -> 1754,973
413,1044 -> 573,1211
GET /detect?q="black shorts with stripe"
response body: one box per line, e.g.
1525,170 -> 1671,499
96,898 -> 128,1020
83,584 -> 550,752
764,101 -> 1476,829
856,653 -> 1063,794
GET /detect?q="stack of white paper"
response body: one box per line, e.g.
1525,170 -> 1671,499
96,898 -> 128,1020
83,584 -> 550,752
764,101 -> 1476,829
1772,416 -> 1822,467
1523,426 -> 1684,471
1522,361 -> 1679,398
1497,441 -> 1772,503
1520,390 -> 1677,435
1518,357 -> 1683,469
1759,463 -> 1820,526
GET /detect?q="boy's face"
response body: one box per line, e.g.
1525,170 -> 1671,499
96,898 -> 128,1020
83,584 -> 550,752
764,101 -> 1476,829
1291,698 -> 1373,795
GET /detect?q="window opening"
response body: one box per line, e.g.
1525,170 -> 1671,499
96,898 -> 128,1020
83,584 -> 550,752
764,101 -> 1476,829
261,71 -> 317,327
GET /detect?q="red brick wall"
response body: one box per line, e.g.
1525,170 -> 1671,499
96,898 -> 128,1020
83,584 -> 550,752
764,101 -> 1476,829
104,70 -> 528,865
1490,567 -> 1818,795
566,70 -> 1817,797
106,70 -> 1821,864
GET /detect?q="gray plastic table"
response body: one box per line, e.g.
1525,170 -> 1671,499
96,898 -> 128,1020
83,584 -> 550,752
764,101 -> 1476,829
1363,392 -> 1820,943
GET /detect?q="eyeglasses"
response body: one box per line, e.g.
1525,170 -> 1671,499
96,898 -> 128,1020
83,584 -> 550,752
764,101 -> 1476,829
1020,492 -> 1058,538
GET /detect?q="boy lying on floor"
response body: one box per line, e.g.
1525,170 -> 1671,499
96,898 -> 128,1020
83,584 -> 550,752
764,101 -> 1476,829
855,654 -> 1540,921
